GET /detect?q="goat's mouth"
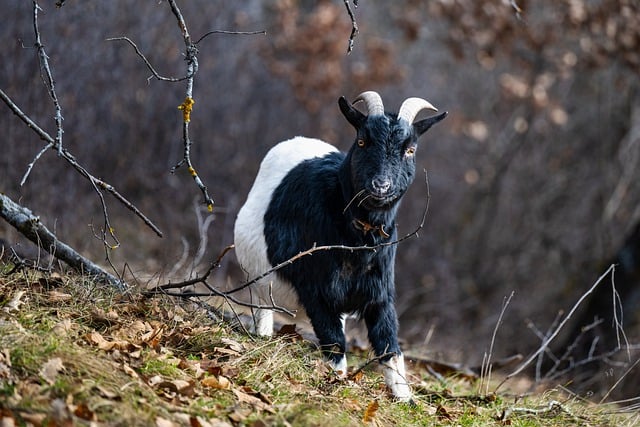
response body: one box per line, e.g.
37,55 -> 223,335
359,191 -> 399,210
344,189 -> 399,213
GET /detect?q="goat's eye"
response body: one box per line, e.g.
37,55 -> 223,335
357,139 -> 366,148
405,146 -> 416,156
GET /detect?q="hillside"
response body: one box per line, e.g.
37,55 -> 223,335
0,264 -> 631,426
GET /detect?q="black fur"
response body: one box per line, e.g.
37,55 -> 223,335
263,97 -> 446,364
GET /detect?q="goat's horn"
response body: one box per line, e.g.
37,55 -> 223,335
397,97 -> 438,124
352,91 -> 385,116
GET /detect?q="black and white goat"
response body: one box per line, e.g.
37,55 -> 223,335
234,91 -> 447,400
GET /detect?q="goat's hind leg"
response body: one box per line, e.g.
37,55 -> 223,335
252,307 -> 274,336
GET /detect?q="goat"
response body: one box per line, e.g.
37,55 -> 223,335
233,91 -> 447,400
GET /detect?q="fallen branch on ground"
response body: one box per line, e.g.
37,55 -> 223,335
0,193 -> 122,288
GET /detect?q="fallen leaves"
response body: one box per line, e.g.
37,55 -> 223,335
362,399 -> 380,423
79,304 -> 277,419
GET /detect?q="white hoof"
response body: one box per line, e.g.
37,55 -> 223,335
382,354 -> 413,401
329,355 -> 348,377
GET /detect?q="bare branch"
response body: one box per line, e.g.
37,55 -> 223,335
343,0 -> 359,53
194,29 -> 266,45
32,1 -> 64,156
162,0 -> 214,211
494,264 -> 617,393
0,88 -> 163,239
106,36 -> 189,82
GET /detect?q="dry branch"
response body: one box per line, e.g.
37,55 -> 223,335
148,171 -> 433,320
166,0 -> 214,211
343,0 -> 359,53
495,264 -> 619,392
0,88 -> 162,240
110,1 -> 266,211
0,193 -> 122,288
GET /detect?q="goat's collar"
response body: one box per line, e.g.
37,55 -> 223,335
352,218 -> 391,239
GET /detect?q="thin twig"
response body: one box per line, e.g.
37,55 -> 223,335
480,291 -> 514,395
599,356 -> 640,403
347,351 -> 395,381
195,29 -> 266,45
494,264 -> 617,393
106,36 -> 190,82
509,0 -> 523,20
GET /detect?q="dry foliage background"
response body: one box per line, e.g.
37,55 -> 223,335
1,0 -> 639,398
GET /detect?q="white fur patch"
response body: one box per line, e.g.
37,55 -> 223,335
382,354 -> 412,401
234,137 -> 339,334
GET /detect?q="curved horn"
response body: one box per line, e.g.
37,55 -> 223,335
397,97 -> 438,124
352,91 -> 385,116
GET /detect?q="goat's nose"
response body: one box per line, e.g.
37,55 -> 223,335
372,177 -> 391,194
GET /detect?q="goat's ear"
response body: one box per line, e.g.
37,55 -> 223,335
339,96 -> 366,129
414,111 -> 448,136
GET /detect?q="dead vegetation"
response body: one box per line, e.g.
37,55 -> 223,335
0,263 -> 635,426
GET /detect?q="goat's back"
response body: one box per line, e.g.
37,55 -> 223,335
234,136 -> 338,288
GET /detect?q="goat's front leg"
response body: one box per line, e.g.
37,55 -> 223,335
364,302 -> 412,401
307,305 -> 348,376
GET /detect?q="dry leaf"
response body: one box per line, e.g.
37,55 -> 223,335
18,412 -> 46,426
73,402 -> 96,421
232,388 -> 274,413
190,416 -> 233,427
52,318 -> 74,337
39,357 -> 65,385
3,290 -> 25,313
220,338 -> 244,352
48,290 -> 72,302
228,408 -> 252,423
239,386 -> 273,405
201,375 -> 231,390
148,375 -> 164,387
350,370 -> 365,383
0,349 -> 11,379
0,413 -> 16,427
91,384 -> 120,400
122,363 -> 139,379
275,324 -> 303,341
362,400 -> 379,423
85,331 -> 134,352
90,307 -> 120,326
436,404 -> 459,420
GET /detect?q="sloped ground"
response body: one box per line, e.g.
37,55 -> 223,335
0,263 -> 632,426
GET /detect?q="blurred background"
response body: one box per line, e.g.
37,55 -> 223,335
1,0 -> 639,399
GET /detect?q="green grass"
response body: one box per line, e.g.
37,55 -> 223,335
0,262 -> 634,426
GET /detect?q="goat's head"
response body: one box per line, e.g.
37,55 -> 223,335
338,91 -> 447,211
